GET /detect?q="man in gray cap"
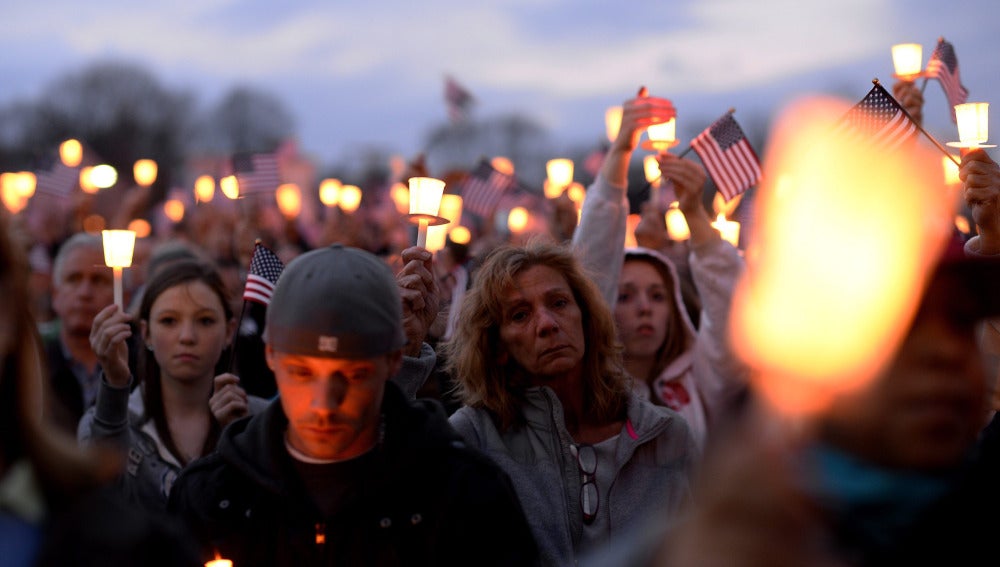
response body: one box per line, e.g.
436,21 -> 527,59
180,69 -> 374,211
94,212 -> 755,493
169,244 -> 537,566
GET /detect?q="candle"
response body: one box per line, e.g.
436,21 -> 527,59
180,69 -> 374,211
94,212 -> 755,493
605,106 -> 623,143
955,102 -> 989,146
711,213 -> 740,247
645,117 -> 677,153
408,177 -> 447,247
665,205 -> 690,241
891,43 -> 922,80
205,552 -> 233,567
101,230 -> 136,310
133,159 -> 158,187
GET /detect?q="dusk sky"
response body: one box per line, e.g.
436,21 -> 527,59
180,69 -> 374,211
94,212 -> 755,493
2,0 -> 998,172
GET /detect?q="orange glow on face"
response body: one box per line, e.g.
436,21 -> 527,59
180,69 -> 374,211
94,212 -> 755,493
729,97 -> 952,417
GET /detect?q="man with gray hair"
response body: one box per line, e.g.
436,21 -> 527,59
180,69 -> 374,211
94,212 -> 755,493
169,244 -> 537,566
44,232 -> 116,434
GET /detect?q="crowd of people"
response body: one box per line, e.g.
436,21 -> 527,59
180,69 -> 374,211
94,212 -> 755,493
1,80 -> 999,566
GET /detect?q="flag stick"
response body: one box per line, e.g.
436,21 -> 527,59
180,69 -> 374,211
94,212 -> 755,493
920,36 -> 944,94
227,238 -> 262,374
227,300 -> 248,374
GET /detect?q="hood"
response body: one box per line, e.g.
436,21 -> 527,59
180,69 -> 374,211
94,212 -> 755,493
622,246 -> 699,345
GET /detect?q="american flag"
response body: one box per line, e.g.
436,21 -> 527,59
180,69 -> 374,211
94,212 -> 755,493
243,241 -> 284,305
836,82 -> 917,153
231,152 -> 279,196
925,38 -> 969,122
34,155 -> 79,197
690,113 -> 761,202
444,76 -> 474,124
460,159 -> 516,219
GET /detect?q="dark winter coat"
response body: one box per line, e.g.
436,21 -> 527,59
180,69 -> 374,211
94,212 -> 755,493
169,382 -> 538,566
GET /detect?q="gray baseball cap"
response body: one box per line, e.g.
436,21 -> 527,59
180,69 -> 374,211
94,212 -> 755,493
264,244 -> 407,358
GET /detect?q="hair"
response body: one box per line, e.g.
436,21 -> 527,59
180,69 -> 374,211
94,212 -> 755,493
0,214 -> 120,499
145,240 -> 204,280
137,258 -> 234,466
623,255 -> 691,384
442,239 -> 629,431
51,232 -> 103,284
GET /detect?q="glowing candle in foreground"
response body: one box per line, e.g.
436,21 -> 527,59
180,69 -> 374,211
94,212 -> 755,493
942,155 -> 961,186
729,96 -> 951,417
102,230 -> 136,310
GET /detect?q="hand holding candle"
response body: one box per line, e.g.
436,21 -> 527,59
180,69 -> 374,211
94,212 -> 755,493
101,229 -> 136,311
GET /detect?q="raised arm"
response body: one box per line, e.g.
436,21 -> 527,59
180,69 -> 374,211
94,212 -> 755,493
78,304 -> 133,444
573,88 -> 675,303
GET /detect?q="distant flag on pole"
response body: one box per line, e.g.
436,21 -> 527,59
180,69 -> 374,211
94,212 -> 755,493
33,154 -> 79,197
460,158 -> 515,219
690,112 -> 762,202
925,38 -> 969,122
231,152 -> 280,196
835,81 -> 918,153
243,241 -> 284,305
444,75 -> 474,124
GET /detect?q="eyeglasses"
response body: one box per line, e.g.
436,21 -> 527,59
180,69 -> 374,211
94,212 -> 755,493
570,443 -> 599,525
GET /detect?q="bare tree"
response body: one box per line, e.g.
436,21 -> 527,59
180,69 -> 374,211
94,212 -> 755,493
196,86 -> 295,154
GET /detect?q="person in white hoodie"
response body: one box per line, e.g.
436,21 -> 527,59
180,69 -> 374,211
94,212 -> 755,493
572,87 -> 749,450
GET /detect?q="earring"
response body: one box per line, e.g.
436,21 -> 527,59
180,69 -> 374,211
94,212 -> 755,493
146,343 -> 154,352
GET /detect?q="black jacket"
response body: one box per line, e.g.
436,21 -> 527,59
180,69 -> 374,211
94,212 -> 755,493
169,382 -> 538,566
43,336 -> 85,436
